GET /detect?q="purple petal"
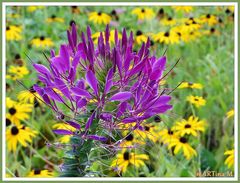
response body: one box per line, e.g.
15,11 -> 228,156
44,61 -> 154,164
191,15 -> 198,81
33,63 -> 51,79
71,23 -> 77,47
59,44 -> 70,72
77,98 -> 87,108
100,113 -> 113,121
66,120 -> 81,130
53,129 -> 73,135
104,68 -> 114,94
109,92 -> 132,102
150,56 -> 166,80
85,111 -> 95,131
87,135 -> 107,142
71,87 -> 92,98
86,70 -> 99,96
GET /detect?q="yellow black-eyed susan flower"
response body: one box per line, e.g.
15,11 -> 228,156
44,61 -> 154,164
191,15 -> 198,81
131,7 -> 154,21
6,98 -> 32,123
168,137 -> 197,160
120,133 -> 144,148
111,150 -> 149,173
17,86 -> 42,104
13,54 -> 24,67
161,16 -> 177,26
178,82 -> 203,89
135,124 -> 160,142
6,66 -> 29,80
187,95 -> 206,108
157,8 -> 165,20
200,14 -> 218,26
158,128 -> 178,144
71,6 -> 80,14
6,125 -> 37,152
135,30 -> 148,45
27,6 -> 44,12
224,149 -> 234,168
226,109 -> 234,118
203,27 -> 220,36
27,169 -> 54,177
172,6 -> 193,13
46,15 -> 64,23
92,30 -> 122,45
6,25 -> 22,41
153,30 -> 180,44
174,116 -> 206,137
52,123 -> 76,143
88,11 -> 111,25
31,36 -> 54,48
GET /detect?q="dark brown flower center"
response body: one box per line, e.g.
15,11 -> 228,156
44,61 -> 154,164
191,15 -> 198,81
6,118 -> 11,126
168,17 -> 172,21
69,20 -> 76,26
71,6 -> 77,9
126,134 -> 134,141
6,26 -> 10,31
177,32 -> 181,36
111,10 -> 116,15
154,115 -> 161,122
141,8 -> 145,13
98,12 -> 102,16
9,107 -> 17,115
123,152 -> 130,160
168,129 -> 173,135
180,137 -> 187,143
158,8 -> 164,15
40,36 -> 45,41
194,98 -> 199,101
34,169 -> 41,175
11,126 -> 19,135
136,30 -> 143,36
15,54 -> 21,60
225,9 -> 230,14
210,28 -> 215,33
206,14 -> 211,18
51,14 -> 56,19
144,126 -> 150,131
29,86 -> 36,93
164,32 -> 170,37
185,124 -> 191,128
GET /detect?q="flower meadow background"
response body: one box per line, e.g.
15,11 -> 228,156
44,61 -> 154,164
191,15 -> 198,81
5,5 -> 235,178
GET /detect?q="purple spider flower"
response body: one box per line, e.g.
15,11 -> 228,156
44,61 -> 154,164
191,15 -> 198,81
33,23 -> 172,143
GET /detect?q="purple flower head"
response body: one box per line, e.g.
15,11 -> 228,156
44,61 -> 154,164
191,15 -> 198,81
33,23 -> 172,144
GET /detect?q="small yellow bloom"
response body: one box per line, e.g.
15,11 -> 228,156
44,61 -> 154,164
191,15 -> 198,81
18,87 -> 42,104
135,30 -> 148,45
173,116 -> 206,137
27,169 -> 54,177
131,7 -> 154,21
178,82 -> 203,89
46,15 -> 64,23
187,96 -> 206,108
92,30 -> 122,45
6,125 -> 37,152
200,14 -> 218,26
224,149 -> 234,168
6,66 -> 29,80
52,123 -> 76,143
158,128 -> 178,144
31,36 -> 54,48
153,30 -> 180,44
168,137 -> 197,160
6,98 -> 33,123
172,6 -> 193,13
27,6 -> 45,12
88,11 -> 111,25
226,109 -> 234,118
161,17 -> 177,26
111,150 -> 149,173
6,25 -> 22,41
